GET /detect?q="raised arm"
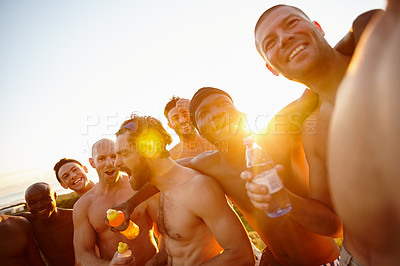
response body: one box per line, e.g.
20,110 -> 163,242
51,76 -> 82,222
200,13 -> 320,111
191,177 -> 255,265
107,182 -> 160,232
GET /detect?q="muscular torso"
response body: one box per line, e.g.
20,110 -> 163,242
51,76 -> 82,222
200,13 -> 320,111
157,175 -> 223,265
84,181 -> 156,265
191,151 -> 338,265
329,7 -> 400,264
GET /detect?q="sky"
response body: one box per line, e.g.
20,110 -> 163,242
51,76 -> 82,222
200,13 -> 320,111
0,0 -> 385,196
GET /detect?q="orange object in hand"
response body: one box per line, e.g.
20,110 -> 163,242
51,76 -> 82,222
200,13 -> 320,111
106,209 -> 140,240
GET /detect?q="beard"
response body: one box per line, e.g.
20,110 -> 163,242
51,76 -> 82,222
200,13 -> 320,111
130,156 -> 152,191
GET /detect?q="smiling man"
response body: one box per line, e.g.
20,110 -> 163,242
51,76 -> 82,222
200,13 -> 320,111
72,138 -> 157,265
187,87 -> 340,265
54,158 -> 95,197
164,96 -> 215,160
250,4 -> 382,265
20,182 -> 75,266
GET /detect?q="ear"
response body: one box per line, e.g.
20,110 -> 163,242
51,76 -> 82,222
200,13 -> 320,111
54,191 -> 57,200
313,21 -> 325,36
83,165 -> 89,173
266,63 -> 279,76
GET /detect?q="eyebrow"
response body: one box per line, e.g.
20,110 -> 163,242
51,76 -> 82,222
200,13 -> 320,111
261,14 -> 299,49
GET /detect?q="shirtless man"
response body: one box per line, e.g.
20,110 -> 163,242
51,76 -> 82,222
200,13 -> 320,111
165,96 -> 214,160
0,214 -> 45,265
54,158 -> 96,196
187,87 -> 339,265
114,115 -> 255,265
73,138 -> 157,265
248,4 -> 382,265
329,2 -> 400,264
20,182 -> 75,266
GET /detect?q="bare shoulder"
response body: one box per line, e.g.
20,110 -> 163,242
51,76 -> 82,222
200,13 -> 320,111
72,188 -> 97,213
190,150 -> 222,171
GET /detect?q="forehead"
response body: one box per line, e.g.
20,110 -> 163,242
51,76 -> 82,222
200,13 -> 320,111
26,185 -> 52,199
196,94 -> 232,112
167,106 -> 178,120
93,140 -> 116,157
255,6 -> 308,42
58,162 -> 81,174
116,133 -> 130,150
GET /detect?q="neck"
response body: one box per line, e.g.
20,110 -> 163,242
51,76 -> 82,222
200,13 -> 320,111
149,157 -> 187,191
306,50 -> 351,104
76,181 -> 95,196
216,131 -> 248,167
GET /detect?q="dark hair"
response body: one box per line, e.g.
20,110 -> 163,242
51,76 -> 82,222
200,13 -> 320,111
164,96 -> 181,119
189,87 -> 233,130
254,4 -> 310,34
53,158 -> 83,183
116,114 -> 172,159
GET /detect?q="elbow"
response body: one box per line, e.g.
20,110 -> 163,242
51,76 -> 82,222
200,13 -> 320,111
326,216 -> 344,238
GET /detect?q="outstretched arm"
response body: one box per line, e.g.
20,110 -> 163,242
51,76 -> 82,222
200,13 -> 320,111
107,182 -> 160,232
241,165 -> 343,238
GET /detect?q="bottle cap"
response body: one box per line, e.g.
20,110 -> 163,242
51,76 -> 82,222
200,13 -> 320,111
106,209 -> 118,221
118,242 -> 129,253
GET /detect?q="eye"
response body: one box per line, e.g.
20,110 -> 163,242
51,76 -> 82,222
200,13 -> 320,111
287,19 -> 298,28
73,167 -> 78,173
265,38 -> 276,51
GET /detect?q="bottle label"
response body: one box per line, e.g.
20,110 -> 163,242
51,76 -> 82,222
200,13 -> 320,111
252,168 -> 283,194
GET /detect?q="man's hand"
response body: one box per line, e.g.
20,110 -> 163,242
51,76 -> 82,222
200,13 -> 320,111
240,165 -> 285,211
104,200 -> 135,233
109,251 -> 136,266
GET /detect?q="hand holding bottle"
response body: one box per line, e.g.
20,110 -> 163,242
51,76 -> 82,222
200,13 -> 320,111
242,136 -> 291,218
106,209 -> 140,240
110,242 -> 135,266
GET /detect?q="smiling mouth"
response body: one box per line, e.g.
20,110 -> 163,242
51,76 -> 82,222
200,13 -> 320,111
289,44 -> 306,61
72,178 -> 82,186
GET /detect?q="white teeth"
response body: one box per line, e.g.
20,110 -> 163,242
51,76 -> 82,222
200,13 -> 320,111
289,45 -> 305,61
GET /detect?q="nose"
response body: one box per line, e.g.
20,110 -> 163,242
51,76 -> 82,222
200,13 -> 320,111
279,32 -> 294,49
114,155 -> 122,168
106,156 -> 114,167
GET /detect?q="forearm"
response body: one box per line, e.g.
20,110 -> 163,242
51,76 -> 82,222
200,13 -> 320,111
287,191 -> 343,237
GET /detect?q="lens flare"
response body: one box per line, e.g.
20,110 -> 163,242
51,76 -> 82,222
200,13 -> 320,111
136,129 -> 164,159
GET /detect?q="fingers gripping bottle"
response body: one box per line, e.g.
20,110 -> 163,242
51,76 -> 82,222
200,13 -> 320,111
243,136 -> 292,218
106,209 -> 139,240
117,242 -> 132,258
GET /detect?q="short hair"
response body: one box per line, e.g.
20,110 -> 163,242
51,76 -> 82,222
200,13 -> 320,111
53,158 -> 83,183
254,4 -> 311,35
116,114 -> 172,159
189,87 -> 233,130
164,96 -> 181,119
